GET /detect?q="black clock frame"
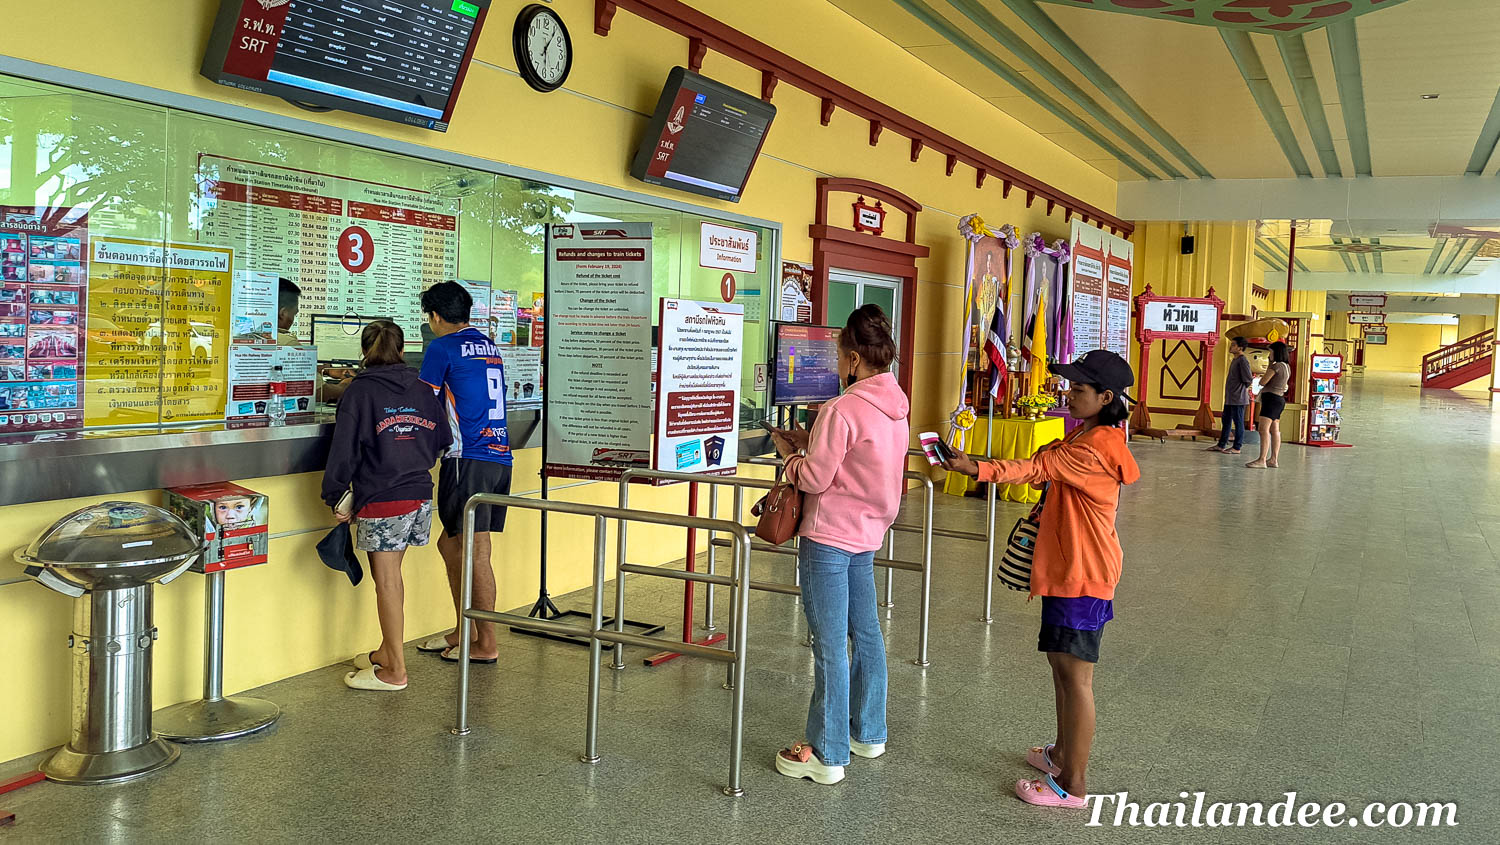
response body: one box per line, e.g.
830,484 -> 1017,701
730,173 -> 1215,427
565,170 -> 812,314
513,4 -> 572,93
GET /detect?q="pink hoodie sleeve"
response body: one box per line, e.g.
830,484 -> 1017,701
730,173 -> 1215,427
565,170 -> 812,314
784,407 -> 852,494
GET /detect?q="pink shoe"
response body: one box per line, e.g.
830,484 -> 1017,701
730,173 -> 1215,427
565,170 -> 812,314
1026,743 -> 1061,776
1015,774 -> 1087,809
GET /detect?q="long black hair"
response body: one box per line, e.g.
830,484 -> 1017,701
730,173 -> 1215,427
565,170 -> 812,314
1269,341 -> 1290,365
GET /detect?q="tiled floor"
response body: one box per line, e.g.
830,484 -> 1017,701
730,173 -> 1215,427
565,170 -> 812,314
4,372 -> 1498,842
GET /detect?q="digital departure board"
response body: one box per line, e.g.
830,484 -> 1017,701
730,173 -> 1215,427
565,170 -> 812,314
201,0 -> 490,132
630,67 -> 777,203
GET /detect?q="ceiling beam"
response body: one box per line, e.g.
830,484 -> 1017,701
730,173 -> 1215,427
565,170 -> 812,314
888,0 -> 1162,180
1327,21 -> 1373,177
1267,235 -> 1310,273
1255,242 -> 1287,271
1276,34 -> 1343,178
1438,238 -> 1468,274
1423,237 -> 1450,275
1328,237 -> 1359,273
1454,238 -> 1490,274
999,0 -> 1212,178
1464,88 -> 1500,175
1369,237 -> 1384,273
1220,30 -> 1313,178
1348,238 -> 1371,273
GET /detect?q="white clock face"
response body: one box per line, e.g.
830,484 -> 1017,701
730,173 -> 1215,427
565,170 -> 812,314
526,12 -> 569,85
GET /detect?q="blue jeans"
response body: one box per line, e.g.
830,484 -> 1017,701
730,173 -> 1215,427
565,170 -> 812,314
798,538 -> 888,766
1216,404 -> 1246,450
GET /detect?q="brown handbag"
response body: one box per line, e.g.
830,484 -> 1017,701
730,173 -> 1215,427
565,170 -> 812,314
751,481 -> 803,545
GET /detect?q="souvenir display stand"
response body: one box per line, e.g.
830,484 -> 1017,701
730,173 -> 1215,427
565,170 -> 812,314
1305,352 -> 1351,448
1129,286 -> 1224,440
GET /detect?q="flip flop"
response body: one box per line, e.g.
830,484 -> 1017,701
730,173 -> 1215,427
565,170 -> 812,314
774,743 -> 845,784
352,651 -> 379,670
439,645 -> 497,664
343,666 -> 406,691
1015,774 -> 1087,809
1204,446 -> 1226,452
417,635 -> 455,653
1026,743 -> 1062,776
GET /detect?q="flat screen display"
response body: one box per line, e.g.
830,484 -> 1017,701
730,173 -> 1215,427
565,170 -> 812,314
201,0 -> 490,132
772,323 -> 840,406
630,67 -> 776,203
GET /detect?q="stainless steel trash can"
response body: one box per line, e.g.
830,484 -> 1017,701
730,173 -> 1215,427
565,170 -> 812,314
15,502 -> 204,784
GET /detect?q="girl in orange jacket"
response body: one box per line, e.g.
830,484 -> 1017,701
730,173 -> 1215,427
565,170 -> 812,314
945,349 -> 1140,810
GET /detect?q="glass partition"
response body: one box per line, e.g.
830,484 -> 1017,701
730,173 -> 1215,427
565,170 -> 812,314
0,71 -> 775,438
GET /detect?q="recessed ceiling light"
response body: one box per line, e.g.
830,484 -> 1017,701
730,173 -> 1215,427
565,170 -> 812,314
1421,93 -> 1440,100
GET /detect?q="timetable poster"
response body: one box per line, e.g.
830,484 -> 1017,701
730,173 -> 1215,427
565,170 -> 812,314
198,155 -> 458,343
86,239 -> 233,426
0,206 -> 88,433
1070,241 -> 1106,357
1104,243 -> 1133,360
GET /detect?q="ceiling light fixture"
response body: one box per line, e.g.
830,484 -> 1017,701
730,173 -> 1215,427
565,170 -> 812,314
1421,93 -> 1440,100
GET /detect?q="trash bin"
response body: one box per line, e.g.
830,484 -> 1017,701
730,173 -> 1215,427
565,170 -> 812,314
15,502 -> 204,784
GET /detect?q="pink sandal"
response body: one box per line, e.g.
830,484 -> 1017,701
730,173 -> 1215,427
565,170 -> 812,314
1025,743 -> 1062,776
1016,774 -> 1087,809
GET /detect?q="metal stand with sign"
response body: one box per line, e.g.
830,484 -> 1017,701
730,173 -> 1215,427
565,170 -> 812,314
519,223 -> 664,647
1129,285 -> 1225,440
1304,353 -> 1352,449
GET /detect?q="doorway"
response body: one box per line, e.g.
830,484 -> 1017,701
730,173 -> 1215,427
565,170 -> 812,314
827,268 -> 902,373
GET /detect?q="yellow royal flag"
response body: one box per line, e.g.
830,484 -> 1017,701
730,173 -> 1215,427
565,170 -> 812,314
1027,289 -> 1049,396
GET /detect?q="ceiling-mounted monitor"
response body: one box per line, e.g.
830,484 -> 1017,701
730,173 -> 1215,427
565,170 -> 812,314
630,67 -> 777,203
201,0 -> 491,132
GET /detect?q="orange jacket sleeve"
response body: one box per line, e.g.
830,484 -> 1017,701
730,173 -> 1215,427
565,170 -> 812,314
975,441 -> 1104,489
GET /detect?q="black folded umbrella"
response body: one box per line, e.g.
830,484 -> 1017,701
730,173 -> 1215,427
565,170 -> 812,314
316,523 -> 363,586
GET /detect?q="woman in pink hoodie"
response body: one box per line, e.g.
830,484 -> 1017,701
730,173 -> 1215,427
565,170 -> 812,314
770,305 -> 910,786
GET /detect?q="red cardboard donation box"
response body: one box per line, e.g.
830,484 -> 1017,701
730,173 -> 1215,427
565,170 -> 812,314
164,482 -> 269,573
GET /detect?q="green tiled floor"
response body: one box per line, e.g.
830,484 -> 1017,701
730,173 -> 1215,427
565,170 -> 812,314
3,372 -> 1495,842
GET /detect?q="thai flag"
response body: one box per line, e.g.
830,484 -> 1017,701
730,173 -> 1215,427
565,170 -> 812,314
984,305 -> 1008,398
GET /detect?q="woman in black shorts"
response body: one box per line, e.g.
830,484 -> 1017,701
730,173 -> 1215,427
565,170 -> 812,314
1247,341 -> 1291,469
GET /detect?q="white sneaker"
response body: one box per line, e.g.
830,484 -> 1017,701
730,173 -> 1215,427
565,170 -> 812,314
850,739 -> 886,759
775,744 -> 845,784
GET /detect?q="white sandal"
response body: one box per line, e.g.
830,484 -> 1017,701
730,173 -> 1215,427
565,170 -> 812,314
850,739 -> 886,759
775,743 -> 845,784
343,666 -> 406,691
352,651 -> 379,670
416,634 -> 454,653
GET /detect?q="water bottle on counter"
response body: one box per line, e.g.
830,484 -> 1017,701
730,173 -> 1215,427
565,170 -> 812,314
267,365 -> 287,427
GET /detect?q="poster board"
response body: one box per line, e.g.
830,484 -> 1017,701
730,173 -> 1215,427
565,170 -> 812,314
543,223 -> 654,480
1067,220 -> 1133,361
1104,236 -> 1133,359
779,261 -> 814,323
655,298 -> 744,475
198,155 -> 459,344
0,206 -> 88,434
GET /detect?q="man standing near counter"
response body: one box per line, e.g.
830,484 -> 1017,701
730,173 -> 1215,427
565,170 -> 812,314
418,281 -> 510,663
277,278 -> 302,345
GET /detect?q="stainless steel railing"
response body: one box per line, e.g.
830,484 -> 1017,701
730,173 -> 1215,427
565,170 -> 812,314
624,466 -> 935,667
449,493 -> 754,797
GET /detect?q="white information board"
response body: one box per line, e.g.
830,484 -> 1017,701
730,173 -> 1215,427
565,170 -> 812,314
543,223 -> 654,480
654,298 -> 744,475
1141,300 -> 1219,335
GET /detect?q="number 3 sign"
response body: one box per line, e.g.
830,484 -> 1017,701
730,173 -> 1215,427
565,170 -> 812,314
338,225 -> 375,273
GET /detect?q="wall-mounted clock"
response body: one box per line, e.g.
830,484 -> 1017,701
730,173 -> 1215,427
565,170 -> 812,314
514,4 -> 572,93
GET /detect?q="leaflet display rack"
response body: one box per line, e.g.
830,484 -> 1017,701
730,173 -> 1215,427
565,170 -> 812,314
1305,353 -> 1351,448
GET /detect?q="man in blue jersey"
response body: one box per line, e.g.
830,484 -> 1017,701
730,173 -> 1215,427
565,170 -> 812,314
417,282 -> 511,663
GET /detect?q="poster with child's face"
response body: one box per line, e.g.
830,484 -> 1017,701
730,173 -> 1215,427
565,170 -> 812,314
212,495 -> 265,531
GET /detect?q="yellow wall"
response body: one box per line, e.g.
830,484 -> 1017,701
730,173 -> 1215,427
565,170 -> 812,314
1364,323 -> 1447,372
1128,221 -> 1256,416
0,1 -> 1116,763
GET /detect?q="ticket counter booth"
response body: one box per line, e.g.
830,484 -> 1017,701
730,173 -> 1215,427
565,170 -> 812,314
0,67 -> 781,771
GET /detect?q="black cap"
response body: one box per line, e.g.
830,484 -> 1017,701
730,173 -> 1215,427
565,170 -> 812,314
1050,349 -> 1135,399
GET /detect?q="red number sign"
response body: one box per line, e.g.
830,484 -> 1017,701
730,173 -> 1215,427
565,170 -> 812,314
338,225 -> 374,273
720,272 -> 736,302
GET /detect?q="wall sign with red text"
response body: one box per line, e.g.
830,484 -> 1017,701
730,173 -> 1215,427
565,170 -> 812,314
852,197 -> 886,235
199,155 -> 458,343
655,298 -> 744,476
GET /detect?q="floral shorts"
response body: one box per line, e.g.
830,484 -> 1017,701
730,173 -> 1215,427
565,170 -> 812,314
355,501 -> 433,552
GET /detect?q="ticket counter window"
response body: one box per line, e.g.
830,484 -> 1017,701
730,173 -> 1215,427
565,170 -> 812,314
828,269 -> 902,378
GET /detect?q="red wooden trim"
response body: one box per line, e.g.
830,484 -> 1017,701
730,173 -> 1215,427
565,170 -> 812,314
594,0 -> 1133,235
761,70 -> 777,101
809,224 -> 930,257
976,168 -> 987,189
945,154 -> 957,176
869,119 -> 882,146
910,138 -> 923,162
1026,190 -> 1036,208
817,177 -> 921,217
688,36 -> 706,71
1002,180 -> 1012,199
1046,199 -> 1056,216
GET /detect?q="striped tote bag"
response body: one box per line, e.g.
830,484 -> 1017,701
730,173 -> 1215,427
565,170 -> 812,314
995,485 -> 1047,592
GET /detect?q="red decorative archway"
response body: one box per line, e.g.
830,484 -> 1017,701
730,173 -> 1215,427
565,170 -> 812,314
810,177 -> 929,397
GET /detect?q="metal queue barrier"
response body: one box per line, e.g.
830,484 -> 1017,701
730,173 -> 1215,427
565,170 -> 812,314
448,493 -> 756,798
621,467 -> 935,668
750,449 -> 1003,624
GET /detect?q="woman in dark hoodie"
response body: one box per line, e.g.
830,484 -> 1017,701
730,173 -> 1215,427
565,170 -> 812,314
322,320 -> 451,691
